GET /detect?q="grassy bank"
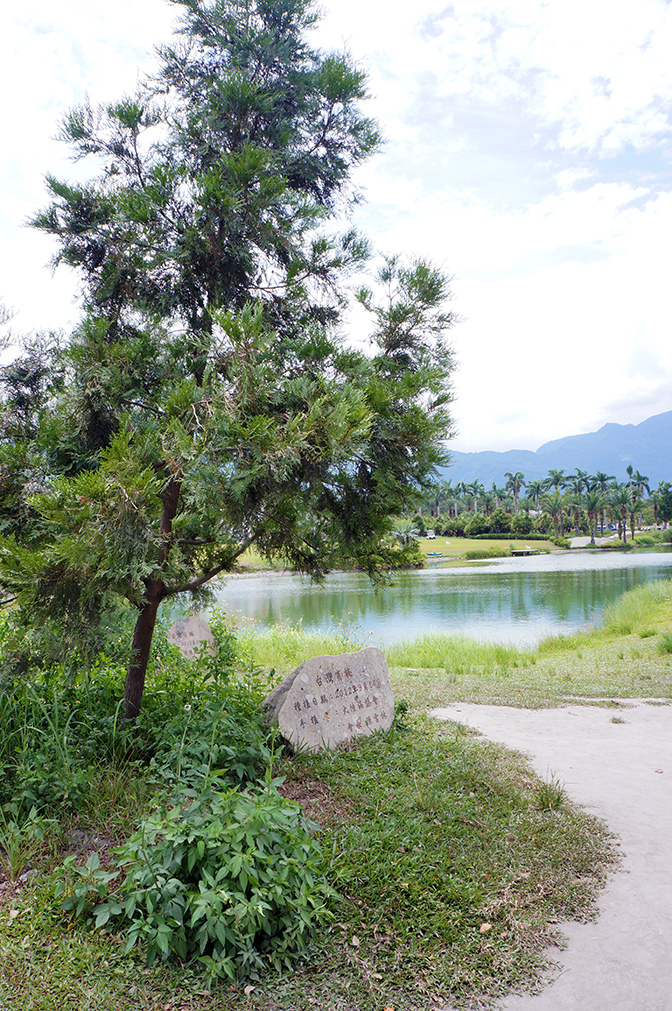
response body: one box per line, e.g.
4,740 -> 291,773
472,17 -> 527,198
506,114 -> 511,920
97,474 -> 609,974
240,578 -> 672,709
3,579 -> 671,1009
417,535 -> 557,561
235,535 -> 559,571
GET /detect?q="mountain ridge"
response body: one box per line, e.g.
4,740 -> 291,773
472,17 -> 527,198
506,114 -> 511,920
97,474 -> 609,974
443,411 -> 672,487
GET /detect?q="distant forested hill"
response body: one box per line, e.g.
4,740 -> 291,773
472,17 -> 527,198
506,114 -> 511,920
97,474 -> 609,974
443,411 -> 672,486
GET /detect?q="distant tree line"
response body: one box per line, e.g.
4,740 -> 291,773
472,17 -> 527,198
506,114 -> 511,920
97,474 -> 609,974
414,467 -> 672,545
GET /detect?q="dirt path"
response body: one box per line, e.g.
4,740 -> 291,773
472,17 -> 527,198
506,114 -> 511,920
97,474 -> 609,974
430,700 -> 672,1011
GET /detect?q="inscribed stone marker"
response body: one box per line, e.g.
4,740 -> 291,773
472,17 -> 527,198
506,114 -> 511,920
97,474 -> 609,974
261,647 -> 394,753
167,615 -> 217,660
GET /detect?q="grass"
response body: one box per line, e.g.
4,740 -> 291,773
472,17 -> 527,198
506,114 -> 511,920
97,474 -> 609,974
1,721 -> 617,1011
418,536 -> 556,561
237,621 -> 368,673
4,577 -> 672,1008
235,536 -> 559,571
240,579 -> 672,709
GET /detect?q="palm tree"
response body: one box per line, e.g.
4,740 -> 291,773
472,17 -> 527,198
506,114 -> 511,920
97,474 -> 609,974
651,481 -> 670,529
504,471 -> 526,515
541,490 -> 565,539
593,471 -> 615,533
570,469 -> 590,493
437,480 -> 454,518
565,472 -> 588,535
656,481 -> 672,528
467,480 -> 483,514
481,490 -> 497,516
610,484 -> 631,545
491,483 -> 505,508
544,469 -> 566,492
566,488 -> 584,536
526,479 -> 544,513
583,489 -> 604,545
632,470 -> 649,529
628,487 -> 643,541
391,519 -> 420,547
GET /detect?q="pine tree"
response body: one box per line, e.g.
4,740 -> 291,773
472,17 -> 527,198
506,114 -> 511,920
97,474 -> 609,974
1,0 -> 457,716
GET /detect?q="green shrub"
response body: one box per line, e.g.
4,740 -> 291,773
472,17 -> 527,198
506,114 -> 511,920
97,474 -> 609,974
57,783 -> 333,981
464,513 -> 491,536
441,517 -> 467,537
473,532 -> 550,541
511,513 -> 533,535
465,547 -> 509,560
489,508 -> 513,534
0,613 -> 272,816
412,513 -> 427,536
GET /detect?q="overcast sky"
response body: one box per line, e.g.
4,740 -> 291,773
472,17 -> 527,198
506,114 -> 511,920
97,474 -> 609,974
2,0 -> 671,452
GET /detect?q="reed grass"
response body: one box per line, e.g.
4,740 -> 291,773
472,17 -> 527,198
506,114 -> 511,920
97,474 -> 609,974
602,579 -> 672,635
238,622 -> 370,673
385,632 -> 532,675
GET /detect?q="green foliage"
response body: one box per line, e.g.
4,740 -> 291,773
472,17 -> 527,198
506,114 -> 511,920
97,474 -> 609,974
441,517 -> 467,536
488,508 -> 513,534
412,513 -> 428,536
474,532 -> 550,541
385,632 -> 531,676
533,774 -> 567,812
3,0 -> 457,716
0,804 -> 58,881
511,512 -> 534,535
465,546 -> 510,559
463,512 -> 490,536
0,615 -> 271,818
56,784 -> 333,981
390,518 -> 420,547
602,581 -> 672,636
238,621 -> 368,673
657,632 -> 672,655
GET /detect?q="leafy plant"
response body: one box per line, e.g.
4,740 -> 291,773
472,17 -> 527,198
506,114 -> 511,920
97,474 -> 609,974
0,804 -> 57,881
56,783 -> 333,981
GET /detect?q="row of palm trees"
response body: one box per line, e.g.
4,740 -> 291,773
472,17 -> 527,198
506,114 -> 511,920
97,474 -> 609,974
422,467 -> 672,544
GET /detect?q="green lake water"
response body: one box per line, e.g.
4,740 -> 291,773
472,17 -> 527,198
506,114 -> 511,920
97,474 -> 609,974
209,548 -> 672,647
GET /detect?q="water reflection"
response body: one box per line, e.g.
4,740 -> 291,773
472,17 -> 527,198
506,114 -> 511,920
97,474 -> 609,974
210,549 -> 672,648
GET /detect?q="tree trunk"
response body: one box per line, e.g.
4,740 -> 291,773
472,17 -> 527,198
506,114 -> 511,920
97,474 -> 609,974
123,593 -> 162,719
122,476 -> 181,719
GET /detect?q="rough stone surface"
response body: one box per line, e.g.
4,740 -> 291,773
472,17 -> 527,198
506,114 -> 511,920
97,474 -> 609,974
262,647 -> 394,752
167,615 -> 217,660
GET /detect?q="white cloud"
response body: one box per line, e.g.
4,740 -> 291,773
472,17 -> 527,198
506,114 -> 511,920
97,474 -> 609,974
3,0 -> 672,454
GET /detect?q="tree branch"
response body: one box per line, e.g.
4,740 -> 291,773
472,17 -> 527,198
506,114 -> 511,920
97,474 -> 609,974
164,532 -> 261,596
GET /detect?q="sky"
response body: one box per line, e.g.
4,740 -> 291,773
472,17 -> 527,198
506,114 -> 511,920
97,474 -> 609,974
2,0 -> 672,453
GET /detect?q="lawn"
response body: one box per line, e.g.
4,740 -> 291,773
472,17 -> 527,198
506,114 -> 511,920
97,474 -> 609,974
2,578 -> 671,1009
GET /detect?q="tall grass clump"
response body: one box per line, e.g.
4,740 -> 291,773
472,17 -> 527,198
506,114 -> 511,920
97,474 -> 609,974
0,612 -> 273,820
237,621 -> 369,674
658,632 -> 672,655
385,632 -> 532,676
602,578 -> 672,636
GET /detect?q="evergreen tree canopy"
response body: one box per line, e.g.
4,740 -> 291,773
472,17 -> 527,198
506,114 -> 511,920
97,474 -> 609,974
1,0 -> 457,716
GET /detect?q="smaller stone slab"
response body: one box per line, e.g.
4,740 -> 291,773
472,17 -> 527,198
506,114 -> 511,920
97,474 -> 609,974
167,615 -> 217,660
261,647 -> 394,753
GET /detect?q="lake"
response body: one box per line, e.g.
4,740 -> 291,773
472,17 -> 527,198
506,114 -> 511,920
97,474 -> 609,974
211,548 -> 672,648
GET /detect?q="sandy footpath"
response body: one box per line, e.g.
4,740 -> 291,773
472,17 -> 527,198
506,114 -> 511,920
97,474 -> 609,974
430,700 -> 672,1011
